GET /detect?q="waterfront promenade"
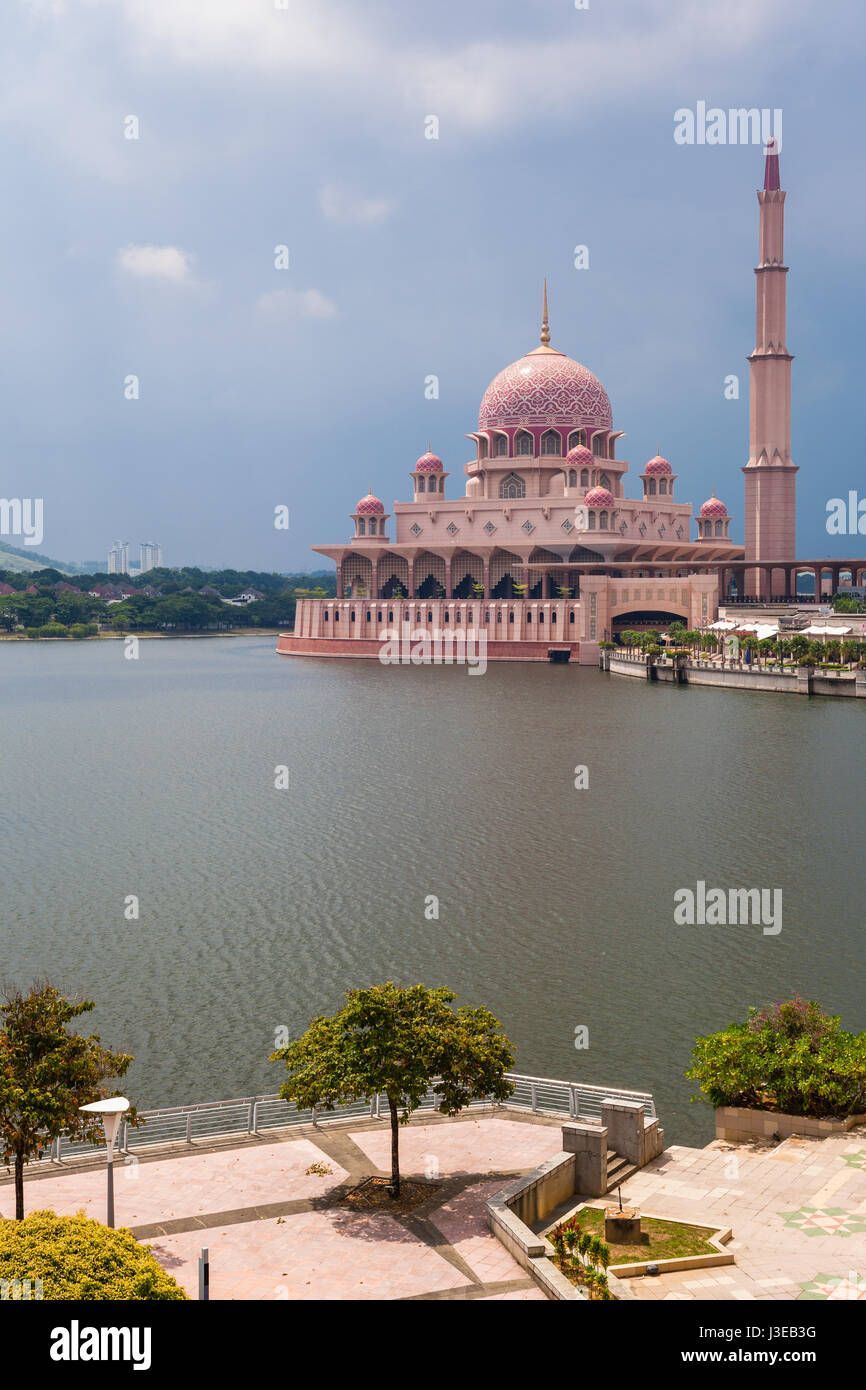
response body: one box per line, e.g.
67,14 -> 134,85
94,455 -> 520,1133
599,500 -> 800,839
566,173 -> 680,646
2,1108 -> 863,1301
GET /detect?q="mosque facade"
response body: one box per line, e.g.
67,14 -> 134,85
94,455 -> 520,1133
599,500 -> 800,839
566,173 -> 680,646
279,141 -> 800,664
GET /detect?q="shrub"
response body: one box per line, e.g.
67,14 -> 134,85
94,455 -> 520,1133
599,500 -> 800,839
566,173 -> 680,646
25,623 -> 69,639
686,999 -> 866,1118
69,623 -> 98,639
0,1210 -> 187,1300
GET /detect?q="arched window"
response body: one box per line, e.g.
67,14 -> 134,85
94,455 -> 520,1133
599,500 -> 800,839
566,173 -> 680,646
588,512 -> 596,530
568,429 -> 586,450
600,473 -> 611,492
358,517 -> 366,534
592,433 -> 604,457
493,434 -> 508,457
580,469 -> 589,487
417,477 -> 425,492
599,512 -> 609,530
478,437 -> 488,459
648,478 -> 656,495
499,473 -> 526,499
515,430 -> 533,456
540,429 -> 561,456
658,478 -> 666,494
568,470 -> 577,487
714,520 -> 723,537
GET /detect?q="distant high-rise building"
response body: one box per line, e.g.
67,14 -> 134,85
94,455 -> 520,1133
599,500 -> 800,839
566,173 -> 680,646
139,541 -> 163,572
107,541 -> 130,574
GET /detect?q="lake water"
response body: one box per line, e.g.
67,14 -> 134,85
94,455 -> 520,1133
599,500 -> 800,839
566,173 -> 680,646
1,636 -> 863,1144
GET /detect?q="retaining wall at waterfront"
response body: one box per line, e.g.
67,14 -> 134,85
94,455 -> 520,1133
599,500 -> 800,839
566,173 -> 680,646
606,651 -> 866,698
277,634 -> 588,663
716,1106 -> 866,1142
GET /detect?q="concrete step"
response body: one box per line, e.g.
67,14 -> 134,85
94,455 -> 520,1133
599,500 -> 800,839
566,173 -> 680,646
606,1153 -> 638,1188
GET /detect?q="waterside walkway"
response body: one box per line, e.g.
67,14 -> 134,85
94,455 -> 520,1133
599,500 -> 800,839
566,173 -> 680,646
2,1107 -> 864,1301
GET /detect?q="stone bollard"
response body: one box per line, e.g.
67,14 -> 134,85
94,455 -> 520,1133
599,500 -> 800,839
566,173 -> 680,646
605,1206 -> 644,1244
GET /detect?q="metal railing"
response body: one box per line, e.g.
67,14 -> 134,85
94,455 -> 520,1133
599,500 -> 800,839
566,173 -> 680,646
32,1073 -> 655,1167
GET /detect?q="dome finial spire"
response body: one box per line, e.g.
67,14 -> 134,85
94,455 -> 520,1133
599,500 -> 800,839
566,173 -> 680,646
540,278 -> 550,347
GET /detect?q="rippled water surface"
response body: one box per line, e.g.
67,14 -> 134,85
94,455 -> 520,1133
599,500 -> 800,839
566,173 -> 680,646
1,636 -> 863,1144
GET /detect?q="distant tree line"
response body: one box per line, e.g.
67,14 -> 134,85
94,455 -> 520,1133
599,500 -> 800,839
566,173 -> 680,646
0,566 -> 337,635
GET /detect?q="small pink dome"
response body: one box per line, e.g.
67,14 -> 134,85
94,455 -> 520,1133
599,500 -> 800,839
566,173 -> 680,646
356,493 -> 384,515
415,452 -> 443,473
700,496 -> 728,519
565,445 -> 594,467
585,486 -> 614,507
645,454 -> 672,476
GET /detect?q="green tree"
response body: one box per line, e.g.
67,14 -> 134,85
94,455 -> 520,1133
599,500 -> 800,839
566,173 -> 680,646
0,1211 -> 187,1299
0,984 -> 134,1219
686,998 -> 866,1118
271,982 -> 514,1197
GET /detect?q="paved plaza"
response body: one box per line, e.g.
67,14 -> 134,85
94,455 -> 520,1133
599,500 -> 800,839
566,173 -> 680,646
609,1129 -> 866,1301
2,1111 -> 864,1300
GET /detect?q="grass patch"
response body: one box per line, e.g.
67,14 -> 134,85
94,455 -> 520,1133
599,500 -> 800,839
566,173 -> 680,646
576,1206 -> 719,1265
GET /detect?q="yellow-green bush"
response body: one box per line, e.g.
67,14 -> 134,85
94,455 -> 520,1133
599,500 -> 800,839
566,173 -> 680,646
0,1210 -> 188,1300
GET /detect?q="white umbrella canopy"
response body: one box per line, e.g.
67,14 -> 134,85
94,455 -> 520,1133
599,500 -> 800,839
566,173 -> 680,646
708,619 -> 738,630
804,624 -> 851,636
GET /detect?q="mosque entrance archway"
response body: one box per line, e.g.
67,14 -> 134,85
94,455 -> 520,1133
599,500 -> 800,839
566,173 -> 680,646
611,608 -> 690,634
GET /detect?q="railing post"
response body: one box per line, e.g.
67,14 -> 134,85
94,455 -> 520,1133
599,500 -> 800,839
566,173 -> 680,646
251,1101 -> 258,1134
186,1112 -> 192,1144
121,1121 -> 128,1152
311,1105 -> 318,1127
247,1100 -> 254,1134
530,1083 -> 537,1113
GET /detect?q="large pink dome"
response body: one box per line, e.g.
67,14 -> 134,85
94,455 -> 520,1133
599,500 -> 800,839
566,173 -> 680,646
585,486 -> 614,507
479,349 -> 612,431
356,493 -> 384,515
415,452 -> 443,473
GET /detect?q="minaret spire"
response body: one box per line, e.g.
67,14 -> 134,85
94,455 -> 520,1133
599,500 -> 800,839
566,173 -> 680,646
763,134 -> 781,191
743,136 -> 797,598
540,278 -> 550,347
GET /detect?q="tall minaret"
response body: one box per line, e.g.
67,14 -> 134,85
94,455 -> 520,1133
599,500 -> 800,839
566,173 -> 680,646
743,136 -> 797,597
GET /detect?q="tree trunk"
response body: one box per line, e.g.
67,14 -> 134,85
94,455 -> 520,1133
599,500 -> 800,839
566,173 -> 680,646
14,1148 -> 25,1220
388,1097 -> 400,1198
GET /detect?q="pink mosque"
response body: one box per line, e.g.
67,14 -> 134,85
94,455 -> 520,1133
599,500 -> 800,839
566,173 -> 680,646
279,140 -> 848,664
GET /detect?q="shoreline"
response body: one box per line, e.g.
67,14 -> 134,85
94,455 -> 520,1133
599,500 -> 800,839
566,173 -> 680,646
0,629 -> 282,643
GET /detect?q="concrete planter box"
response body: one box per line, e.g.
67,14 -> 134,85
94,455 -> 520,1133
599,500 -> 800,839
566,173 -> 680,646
715,1105 -> 866,1142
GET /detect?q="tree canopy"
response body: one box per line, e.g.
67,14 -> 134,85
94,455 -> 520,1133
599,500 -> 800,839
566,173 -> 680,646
0,983 -> 134,1219
271,982 -> 515,1195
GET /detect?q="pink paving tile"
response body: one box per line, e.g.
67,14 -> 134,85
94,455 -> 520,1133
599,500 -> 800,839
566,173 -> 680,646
429,1179 -> 526,1283
2,1139 -> 345,1226
349,1117 -> 563,1179
481,1288 -> 548,1300
147,1207 -> 470,1300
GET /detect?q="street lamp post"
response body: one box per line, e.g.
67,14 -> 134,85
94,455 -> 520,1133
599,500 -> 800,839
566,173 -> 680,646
79,1097 -> 130,1228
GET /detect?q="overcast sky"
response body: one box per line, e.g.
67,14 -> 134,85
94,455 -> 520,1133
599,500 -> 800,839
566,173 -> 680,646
1,0 -> 864,571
